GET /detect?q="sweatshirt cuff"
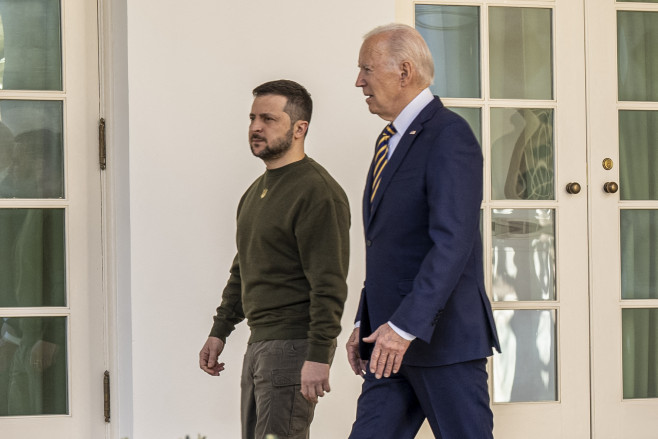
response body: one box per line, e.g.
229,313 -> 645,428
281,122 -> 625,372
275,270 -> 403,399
306,341 -> 334,364
208,323 -> 232,344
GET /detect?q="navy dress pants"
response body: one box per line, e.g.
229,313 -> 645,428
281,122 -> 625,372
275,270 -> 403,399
348,358 -> 494,439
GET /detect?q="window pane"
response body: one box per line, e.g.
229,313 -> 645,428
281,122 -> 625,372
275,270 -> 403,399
493,309 -> 557,402
622,308 -> 658,399
619,110 -> 658,200
448,107 -> 481,145
416,4 -> 480,98
491,108 -> 554,200
0,209 -> 66,307
492,209 -> 556,302
0,316 -> 68,415
620,210 -> 658,300
618,11 -> 658,102
489,7 -> 553,100
0,0 -> 62,90
0,100 -> 64,199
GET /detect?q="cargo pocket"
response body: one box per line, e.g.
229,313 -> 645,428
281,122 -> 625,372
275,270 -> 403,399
270,368 -> 314,437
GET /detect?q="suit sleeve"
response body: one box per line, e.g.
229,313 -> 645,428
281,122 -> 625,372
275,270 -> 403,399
390,118 -> 483,343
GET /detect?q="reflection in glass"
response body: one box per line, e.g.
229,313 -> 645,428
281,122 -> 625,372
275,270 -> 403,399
491,108 -> 554,200
449,107 -> 481,145
622,308 -> 658,399
0,100 -> 64,199
416,4 -> 480,99
493,309 -> 557,402
620,210 -> 658,300
618,11 -> 658,102
619,111 -> 658,200
0,209 -> 66,307
0,316 -> 68,415
492,209 -> 555,302
0,0 -> 62,90
489,7 -> 553,100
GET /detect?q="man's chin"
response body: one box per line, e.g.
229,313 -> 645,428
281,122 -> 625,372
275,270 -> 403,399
250,144 -> 266,156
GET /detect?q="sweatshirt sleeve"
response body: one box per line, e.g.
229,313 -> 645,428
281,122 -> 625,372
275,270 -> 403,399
209,253 -> 244,343
295,193 -> 350,363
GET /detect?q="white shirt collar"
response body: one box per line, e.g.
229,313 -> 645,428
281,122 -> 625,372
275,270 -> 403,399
392,88 -> 434,137
387,88 -> 434,158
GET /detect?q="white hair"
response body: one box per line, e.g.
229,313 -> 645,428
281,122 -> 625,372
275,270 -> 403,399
364,23 -> 435,88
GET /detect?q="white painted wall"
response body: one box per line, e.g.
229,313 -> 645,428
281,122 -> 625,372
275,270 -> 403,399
122,1 -> 402,438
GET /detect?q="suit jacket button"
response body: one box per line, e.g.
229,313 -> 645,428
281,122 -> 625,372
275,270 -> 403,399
366,240 -> 372,247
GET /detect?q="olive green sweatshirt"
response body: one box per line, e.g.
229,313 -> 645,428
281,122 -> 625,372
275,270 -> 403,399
210,156 -> 350,364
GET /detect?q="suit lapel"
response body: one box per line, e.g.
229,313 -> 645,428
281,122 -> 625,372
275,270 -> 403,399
365,97 -> 442,230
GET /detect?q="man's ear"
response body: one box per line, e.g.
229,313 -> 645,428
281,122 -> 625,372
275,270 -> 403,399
293,120 -> 309,139
400,61 -> 413,86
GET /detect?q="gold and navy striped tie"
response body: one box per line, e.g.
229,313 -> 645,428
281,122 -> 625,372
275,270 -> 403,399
370,123 -> 396,203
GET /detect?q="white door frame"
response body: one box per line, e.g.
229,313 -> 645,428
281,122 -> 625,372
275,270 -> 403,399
98,0 -> 132,438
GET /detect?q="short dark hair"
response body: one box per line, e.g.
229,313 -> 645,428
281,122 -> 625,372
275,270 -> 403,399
252,80 -> 313,127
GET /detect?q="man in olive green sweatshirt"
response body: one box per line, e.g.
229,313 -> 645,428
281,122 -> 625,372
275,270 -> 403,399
199,80 -> 350,439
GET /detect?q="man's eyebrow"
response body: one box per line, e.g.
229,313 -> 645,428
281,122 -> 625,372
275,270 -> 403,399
257,112 -> 278,118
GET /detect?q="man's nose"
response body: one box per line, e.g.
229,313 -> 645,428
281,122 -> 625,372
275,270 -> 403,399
355,72 -> 365,88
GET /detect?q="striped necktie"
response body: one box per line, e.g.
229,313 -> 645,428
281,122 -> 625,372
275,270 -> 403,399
370,123 -> 396,203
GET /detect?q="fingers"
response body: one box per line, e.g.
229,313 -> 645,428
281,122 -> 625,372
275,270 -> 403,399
392,352 -> 404,375
300,361 -> 330,403
301,381 -> 330,404
346,328 -> 365,376
361,332 -> 377,344
348,353 -> 365,375
346,344 -> 364,375
366,324 -> 411,379
198,346 -> 214,373
201,361 -> 225,376
302,388 -> 318,404
199,337 -> 225,376
369,345 -> 384,378
198,347 -> 208,369
369,349 -> 396,379
383,354 -> 395,378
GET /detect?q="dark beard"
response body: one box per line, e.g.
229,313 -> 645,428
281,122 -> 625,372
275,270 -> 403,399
250,127 -> 294,161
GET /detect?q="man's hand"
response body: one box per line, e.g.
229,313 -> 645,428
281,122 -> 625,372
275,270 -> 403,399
300,361 -> 330,404
362,323 -> 411,379
199,336 -> 226,376
346,327 -> 367,376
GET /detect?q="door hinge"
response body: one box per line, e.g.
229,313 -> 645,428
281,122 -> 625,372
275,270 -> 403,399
99,118 -> 107,170
103,370 -> 111,422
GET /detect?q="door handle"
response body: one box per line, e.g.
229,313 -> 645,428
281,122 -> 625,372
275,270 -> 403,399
603,182 -> 618,193
566,182 -> 581,194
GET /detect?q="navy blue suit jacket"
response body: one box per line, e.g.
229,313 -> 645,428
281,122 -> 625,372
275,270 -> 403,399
357,96 -> 500,367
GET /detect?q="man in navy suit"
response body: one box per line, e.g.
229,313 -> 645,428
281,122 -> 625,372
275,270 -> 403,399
346,24 -> 501,439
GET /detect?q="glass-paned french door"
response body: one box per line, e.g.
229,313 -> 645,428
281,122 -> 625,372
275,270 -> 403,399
397,0 -> 658,437
0,0 -> 105,437
588,0 -> 658,437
